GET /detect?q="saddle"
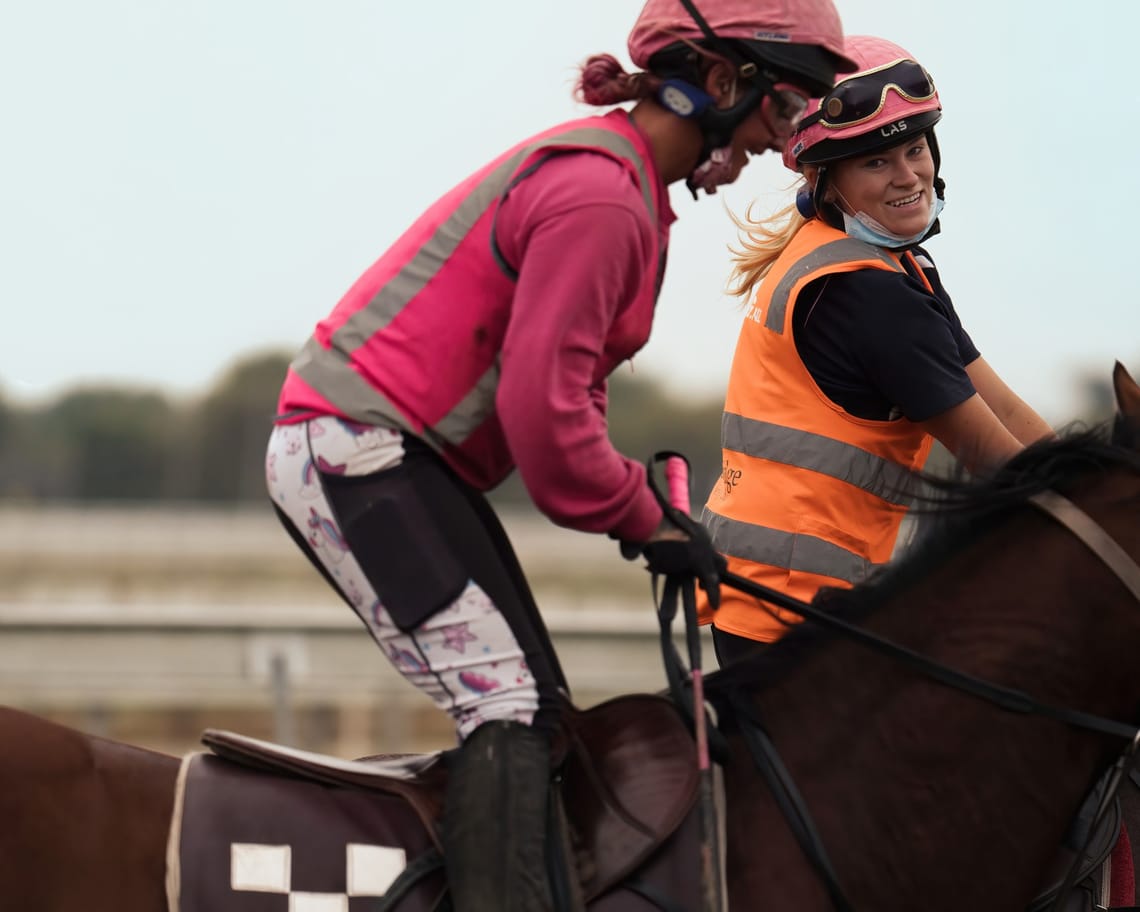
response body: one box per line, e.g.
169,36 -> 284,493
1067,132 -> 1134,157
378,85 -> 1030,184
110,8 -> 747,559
197,694 -> 700,902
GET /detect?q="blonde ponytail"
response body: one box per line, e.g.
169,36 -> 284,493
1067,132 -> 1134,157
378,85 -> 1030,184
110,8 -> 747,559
726,188 -> 809,301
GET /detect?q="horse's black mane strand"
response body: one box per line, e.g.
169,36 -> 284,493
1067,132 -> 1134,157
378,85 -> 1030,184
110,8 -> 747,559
706,416 -> 1140,698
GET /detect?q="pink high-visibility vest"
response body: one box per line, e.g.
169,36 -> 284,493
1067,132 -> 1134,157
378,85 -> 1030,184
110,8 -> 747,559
277,110 -> 666,491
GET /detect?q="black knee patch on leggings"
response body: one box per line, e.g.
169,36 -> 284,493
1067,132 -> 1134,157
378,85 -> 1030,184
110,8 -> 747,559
318,440 -> 568,732
320,463 -> 469,632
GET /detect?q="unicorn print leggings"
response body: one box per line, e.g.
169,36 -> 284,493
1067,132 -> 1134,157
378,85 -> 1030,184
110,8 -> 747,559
266,417 -> 567,742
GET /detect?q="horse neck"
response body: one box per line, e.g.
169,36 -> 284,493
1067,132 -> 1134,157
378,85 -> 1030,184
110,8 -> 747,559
721,472 -> 1140,911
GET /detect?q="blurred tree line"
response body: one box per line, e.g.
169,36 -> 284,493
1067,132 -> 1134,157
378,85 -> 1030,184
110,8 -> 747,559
0,351 -> 726,507
0,351 -> 1129,507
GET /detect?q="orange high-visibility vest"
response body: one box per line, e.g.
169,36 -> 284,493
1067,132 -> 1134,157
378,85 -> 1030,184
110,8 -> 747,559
700,218 -> 934,642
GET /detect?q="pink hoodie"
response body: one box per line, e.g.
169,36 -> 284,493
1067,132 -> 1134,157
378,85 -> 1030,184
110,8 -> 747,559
277,110 -> 674,542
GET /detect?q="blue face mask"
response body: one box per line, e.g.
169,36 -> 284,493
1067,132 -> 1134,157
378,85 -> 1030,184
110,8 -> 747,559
842,195 -> 945,249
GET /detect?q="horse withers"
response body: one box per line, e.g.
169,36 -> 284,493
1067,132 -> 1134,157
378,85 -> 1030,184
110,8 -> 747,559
2,362 -> 1139,912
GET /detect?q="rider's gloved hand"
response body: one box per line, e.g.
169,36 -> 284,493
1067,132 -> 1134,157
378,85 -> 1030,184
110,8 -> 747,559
622,515 -> 726,609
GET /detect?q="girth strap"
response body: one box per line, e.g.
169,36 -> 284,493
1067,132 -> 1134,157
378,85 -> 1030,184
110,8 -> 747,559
732,701 -> 852,912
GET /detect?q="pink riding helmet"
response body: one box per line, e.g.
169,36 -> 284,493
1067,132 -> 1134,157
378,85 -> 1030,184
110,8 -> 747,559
783,35 -> 942,170
628,0 -> 857,91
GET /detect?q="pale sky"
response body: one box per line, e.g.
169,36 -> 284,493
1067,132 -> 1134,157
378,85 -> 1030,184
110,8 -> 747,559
3,1 -> 1137,425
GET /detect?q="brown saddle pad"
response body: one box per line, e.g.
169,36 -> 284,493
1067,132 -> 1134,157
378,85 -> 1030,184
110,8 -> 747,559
198,693 -> 700,902
168,753 -> 446,912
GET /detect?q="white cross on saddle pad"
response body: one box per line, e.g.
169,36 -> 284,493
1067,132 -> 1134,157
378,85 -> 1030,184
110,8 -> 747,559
168,752 -> 444,912
230,842 -> 406,911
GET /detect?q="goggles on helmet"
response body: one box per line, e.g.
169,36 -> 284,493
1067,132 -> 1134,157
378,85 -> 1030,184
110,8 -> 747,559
771,83 -> 811,129
800,58 -> 935,130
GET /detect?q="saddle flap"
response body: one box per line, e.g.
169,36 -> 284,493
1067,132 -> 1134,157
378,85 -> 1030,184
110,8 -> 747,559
171,752 -> 445,912
200,693 -> 702,902
560,694 -> 701,900
201,729 -> 448,846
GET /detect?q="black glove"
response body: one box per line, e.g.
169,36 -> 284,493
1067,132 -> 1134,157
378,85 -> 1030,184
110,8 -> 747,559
618,450 -> 726,608
623,520 -> 726,609
646,528 -> 726,606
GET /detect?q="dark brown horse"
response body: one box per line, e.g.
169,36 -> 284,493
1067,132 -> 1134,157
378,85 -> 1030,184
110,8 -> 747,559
2,363 -> 1139,912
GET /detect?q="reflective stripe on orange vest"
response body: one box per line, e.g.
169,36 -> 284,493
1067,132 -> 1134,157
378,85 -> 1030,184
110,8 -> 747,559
720,414 -> 922,507
704,510 -> 873,583
764,238 -> 902,333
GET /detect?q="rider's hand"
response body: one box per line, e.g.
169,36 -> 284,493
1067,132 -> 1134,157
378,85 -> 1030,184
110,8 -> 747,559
624,517 -> 726,608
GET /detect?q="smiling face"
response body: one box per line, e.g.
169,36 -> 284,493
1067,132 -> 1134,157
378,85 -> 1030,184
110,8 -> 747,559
825,134 -> 936,236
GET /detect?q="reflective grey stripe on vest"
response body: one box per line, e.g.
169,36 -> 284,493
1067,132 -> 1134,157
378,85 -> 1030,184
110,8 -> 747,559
702,507 -> 873,584
293,125 -> 656,446
765,238 -> 903,333
289,335 -> 422,436
489,140 -> 657,280
723,413 -> 922,507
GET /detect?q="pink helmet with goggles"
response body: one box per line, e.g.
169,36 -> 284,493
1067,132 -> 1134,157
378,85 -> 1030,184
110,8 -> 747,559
628,0 -> 858,98
783,35 -> 941,170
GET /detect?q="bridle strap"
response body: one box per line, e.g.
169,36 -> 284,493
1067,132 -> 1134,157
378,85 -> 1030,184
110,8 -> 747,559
1029,490 -> 1140,602
1029,489 -> 1140,912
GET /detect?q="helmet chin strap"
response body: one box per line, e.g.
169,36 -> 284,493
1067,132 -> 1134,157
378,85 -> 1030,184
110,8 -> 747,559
684,79 -> 769,198
656,73 -> 771,199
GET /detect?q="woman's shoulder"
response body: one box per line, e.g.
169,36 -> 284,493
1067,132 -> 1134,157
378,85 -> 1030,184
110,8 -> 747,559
493,148 -> 657,270
521,149 -> 649,207
813,264 -> 926,300
499,148 -> 655,236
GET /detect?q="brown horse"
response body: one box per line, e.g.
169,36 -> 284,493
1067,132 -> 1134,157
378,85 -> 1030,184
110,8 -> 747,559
1,362 -> 1139,912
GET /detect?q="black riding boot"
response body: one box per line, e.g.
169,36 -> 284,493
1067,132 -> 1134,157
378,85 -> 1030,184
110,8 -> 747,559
443,720 -> 576,912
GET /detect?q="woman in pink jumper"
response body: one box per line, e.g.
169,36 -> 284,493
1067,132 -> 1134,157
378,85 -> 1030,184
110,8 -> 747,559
266,1 -> 853,908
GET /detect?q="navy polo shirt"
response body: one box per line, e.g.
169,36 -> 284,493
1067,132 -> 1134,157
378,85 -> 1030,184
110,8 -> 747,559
792,247 -> 979,422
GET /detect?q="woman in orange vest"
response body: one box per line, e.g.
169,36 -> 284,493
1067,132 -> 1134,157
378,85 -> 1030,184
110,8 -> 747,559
700,35 -> 1054,667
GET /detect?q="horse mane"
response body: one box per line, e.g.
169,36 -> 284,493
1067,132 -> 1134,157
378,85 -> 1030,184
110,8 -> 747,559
705,416 -> 1140,699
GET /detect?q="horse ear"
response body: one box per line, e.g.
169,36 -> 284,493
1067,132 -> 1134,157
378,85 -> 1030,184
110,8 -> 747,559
1112,361 -> 1140,426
